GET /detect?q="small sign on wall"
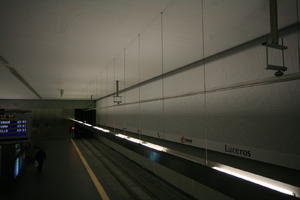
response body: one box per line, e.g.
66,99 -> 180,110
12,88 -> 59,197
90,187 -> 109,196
224,144 -> 252,158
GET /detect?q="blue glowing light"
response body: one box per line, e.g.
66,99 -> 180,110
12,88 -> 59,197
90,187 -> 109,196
149,151 -> 159,161
14,158 -> 20,178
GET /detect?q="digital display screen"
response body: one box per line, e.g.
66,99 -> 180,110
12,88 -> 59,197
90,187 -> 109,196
0,120 -> 27,137
0,120 -> 27,124
0,129 -> 27,133
0,124 -> 26,128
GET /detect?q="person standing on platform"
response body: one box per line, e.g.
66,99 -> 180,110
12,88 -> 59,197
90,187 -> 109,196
35,147 -> 47,172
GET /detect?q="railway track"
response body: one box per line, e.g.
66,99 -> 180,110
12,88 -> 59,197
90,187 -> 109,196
76,136 -> 194,200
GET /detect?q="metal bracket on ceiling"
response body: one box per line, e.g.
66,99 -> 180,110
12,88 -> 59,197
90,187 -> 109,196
113,80 -> 122,104
262,0 -> 288,77
263,38 -> 287,77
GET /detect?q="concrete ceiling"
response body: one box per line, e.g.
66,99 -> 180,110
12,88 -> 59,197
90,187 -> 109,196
0,0 -> 296,100
0,0 -> 170,99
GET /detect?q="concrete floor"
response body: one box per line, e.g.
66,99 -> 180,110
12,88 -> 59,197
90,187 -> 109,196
0,139 -> 100,200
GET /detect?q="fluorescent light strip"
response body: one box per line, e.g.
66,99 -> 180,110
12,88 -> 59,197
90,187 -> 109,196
72,119 -> 166,152
93,126 -> 103,131
212,166 -> 295,197
127,137 -> 143,144
93,126 -> 110,133
71,119 -> 83,124
70,119 -> 110,132
84,123 -> 92,127
115,134 -> 167,152
115,133 -> 128,139
142,142 -> 168,152
71,119 -> 167,151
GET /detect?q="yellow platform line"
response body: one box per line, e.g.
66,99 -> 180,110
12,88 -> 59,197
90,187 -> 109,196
71,139 -> 110,200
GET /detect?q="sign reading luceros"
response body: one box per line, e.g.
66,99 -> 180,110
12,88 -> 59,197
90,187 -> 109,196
225,144 -> 252,158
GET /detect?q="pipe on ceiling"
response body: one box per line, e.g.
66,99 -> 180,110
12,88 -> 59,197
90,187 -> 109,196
0,56 -> 42,99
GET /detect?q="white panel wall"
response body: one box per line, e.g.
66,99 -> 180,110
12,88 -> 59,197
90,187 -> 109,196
140,80 -> 162,100
140,17 -> 162,81
107,63 -> 114,94
96,0 -> 300,170
164,95 -> 206,143
206,80 -> 300,154
124,88 -> 139,103
164,66 -> 205,96
115,54 -> 125,90
163,0 -> 204,72
140,101 -> 163,137
203,0 -> 269,56
125,39 -> 139,87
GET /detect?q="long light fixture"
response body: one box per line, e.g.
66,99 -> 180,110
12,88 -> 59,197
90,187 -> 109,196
115,134 -> 143,145
84,123 -> 91,126
212,166 -> 295,197
93,126 -> 110,133
70,118 -> 110,133
115,133 -> 167,152
142,142 -> 168,152
71,119 -> 82,124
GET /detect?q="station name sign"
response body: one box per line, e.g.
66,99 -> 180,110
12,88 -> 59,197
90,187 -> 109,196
225,144 -> 252,158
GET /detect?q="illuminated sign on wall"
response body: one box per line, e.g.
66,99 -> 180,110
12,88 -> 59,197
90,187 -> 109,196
0,120 -> 28,138
0,114 -> 15,120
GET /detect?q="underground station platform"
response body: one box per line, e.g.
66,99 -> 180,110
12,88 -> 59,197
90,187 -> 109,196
1,1 -> 300,199
0,109 -> 300,200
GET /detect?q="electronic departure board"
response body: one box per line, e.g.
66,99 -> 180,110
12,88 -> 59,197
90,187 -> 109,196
0,112 -> 31,141
0,120 -> 27,136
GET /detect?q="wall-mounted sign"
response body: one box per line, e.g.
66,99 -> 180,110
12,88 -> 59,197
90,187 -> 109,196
225,144 -> 252,158
0,120 -> 27,137
0,112 -> 31,141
